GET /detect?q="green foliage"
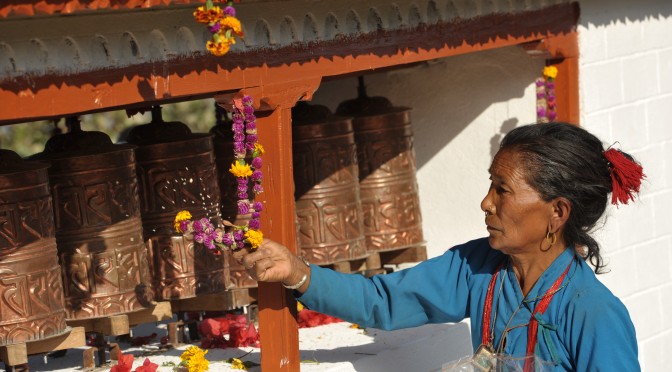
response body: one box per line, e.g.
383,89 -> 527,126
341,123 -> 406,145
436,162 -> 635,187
0,98 -> 218,157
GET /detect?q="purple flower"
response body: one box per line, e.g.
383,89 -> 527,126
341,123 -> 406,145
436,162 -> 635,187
192,220 -> 203,233
253,202 -> 263,211
253,184 -> 263,194
237,182 -> 248,193
204,235 -> 215,250
535,79 -> 545,87
233,229 -> 244,241
238,201 -> 250,214
234,132 -> 245,142
245,142 -> 256,151
243,105 -> 255,115
251,170 -> 263,182
248,219 -> 260,229
234,142 -> 245,154
537,107 -> 546,117
245,121 -> 256,131
233,123 -> 244,133
224,6 -> 236,17
208,21 -> 222,33
549,112 -> 557,120
546,81 -> 555,89
222,233 -> 234,246
242,95 -> 253,105
238,192 -> 248,200
536,93 -> 545,99
251,212 -> 261,219
245,114 -> 256,123
180,220 -> 193,233
194,232 -> 205,244
252,157 -> 262,169
214,230 -> 224,243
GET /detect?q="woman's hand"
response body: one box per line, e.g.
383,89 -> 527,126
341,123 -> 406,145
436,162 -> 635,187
231,239 -> 311,292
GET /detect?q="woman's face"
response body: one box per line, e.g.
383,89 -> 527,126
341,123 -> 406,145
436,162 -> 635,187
480,149 -> 554,255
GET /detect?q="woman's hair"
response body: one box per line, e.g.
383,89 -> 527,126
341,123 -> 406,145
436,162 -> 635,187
499,122 -> 634,274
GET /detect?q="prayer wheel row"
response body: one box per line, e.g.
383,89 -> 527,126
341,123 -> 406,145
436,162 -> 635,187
292,91 -> 425,267
0,109 -> 240,346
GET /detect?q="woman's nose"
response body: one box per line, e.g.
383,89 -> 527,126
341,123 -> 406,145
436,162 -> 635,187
480,187 -> 494,213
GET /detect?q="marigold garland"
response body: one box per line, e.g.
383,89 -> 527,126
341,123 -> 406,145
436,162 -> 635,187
175,95 -> 264,251
537,65 -> 558,123
194,0 -> 244,56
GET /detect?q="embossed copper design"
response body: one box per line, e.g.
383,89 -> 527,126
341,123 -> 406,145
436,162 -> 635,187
211,107 -> 256,289
0,149 -> 68,345
336,82 -> 425,252
126,107 -> 228,300
31,119 -> 152,320
292,102 -> 367,265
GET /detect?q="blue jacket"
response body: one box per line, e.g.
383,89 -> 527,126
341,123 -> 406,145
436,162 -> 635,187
298,238 -> 639,371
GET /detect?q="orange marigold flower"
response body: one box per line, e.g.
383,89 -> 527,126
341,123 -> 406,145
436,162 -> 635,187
221,16 -> 243,36
194,6 -> 224,25
206,40 -> 231,57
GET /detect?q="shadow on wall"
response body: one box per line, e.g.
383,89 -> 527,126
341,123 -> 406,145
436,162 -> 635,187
312,46 -> 541,170
579,0 -> 672,27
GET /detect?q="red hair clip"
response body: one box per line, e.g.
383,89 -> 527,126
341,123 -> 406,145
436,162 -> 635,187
603,147 -> 645,205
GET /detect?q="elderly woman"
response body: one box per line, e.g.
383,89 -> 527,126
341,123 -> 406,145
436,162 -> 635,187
235,122 -> 643,371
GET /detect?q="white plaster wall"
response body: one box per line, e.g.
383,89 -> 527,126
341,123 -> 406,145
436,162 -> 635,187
578,0 -> 672,370
312,1 -> 672,369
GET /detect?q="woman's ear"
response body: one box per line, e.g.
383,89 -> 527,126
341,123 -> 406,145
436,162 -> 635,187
550,197 -> 571,233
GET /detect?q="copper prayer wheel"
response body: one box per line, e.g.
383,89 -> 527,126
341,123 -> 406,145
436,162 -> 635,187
30,118 -> 152,320
211,107 -> 256,289
125,107 -> 228,300
292,102 -> 367,265
0,149 -> 68,345
336,80 -> 425,253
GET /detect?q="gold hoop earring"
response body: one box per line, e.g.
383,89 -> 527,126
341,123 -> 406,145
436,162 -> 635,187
545,230 -> 557,246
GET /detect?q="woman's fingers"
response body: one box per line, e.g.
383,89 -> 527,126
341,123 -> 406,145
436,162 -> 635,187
231,239 -> 295,283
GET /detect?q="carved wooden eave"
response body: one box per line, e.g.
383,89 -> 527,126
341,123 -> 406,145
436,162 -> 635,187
0,0 -> 578,125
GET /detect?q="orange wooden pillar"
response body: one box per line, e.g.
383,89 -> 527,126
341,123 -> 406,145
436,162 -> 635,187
547,31 -> 580,125
217,78 -> 321,371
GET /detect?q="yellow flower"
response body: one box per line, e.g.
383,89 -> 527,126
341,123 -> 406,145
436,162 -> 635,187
193,6 -> 224,24
221,16 -> 243,36
181,346 -> 209,372
230,358 -> 247,370
174,210 -> 192,233
206,40 -> 231,57
229,160 -> 253,178
187,357 -> 209,372
254,143 -> 265,156
244,229 -> 263,249
297,301 -> 304,311
543,65 -> 558,79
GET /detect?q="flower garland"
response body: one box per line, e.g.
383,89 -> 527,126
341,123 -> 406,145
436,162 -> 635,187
536,65 -> 558,123
175,95 -> 264,251
194,0 -> 244,56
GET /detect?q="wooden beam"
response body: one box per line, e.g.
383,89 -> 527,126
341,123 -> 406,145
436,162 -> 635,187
0,3 -> 580,124
0,327 -> 86,366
